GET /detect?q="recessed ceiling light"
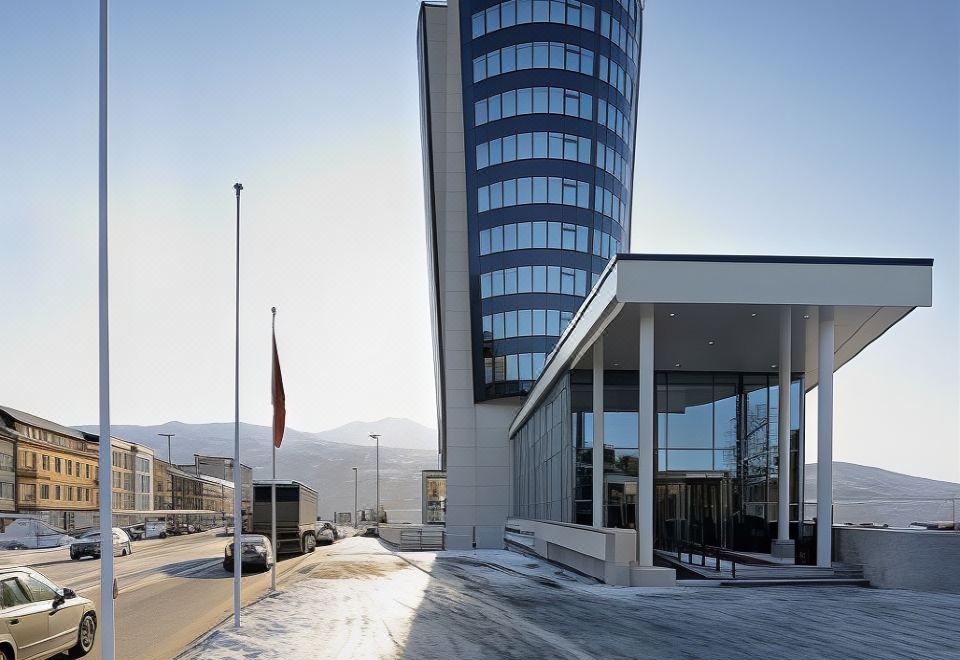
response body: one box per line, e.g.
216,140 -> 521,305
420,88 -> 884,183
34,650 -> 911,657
707,340 -> 716,346
612,362 -> 620,367
803,314 -> 810,319
674,363 -> 681,368
668,312 -> 677,318
750,313 -> 758,318
770,364 -> 777,369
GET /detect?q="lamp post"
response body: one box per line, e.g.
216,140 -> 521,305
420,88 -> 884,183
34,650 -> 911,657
158,433 -> 174,464
352,467 -> 358,529
369,434 -> 380,524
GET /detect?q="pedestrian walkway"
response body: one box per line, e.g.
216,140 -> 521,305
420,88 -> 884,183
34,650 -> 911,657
181,536 -> 960,659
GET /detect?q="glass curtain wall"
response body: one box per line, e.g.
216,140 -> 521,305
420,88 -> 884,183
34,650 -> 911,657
558,370 -> 801,551
512,375 -> 574,521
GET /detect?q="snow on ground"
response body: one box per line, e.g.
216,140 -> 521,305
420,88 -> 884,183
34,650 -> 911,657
182,536 -> 960,660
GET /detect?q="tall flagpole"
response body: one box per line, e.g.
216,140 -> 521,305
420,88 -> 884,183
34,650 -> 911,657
98,1 -> 116,657
271,307 -> 277,592
233,182 -> 243,627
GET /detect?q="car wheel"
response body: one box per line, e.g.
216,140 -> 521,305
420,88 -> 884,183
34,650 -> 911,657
68,612 -> 97,657
303,533 -> 316,554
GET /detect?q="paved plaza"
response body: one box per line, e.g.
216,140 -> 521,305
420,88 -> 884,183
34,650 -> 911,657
185,536 -> 960,659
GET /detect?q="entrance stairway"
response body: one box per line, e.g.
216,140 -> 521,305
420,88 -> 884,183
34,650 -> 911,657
657,548 -> 869,587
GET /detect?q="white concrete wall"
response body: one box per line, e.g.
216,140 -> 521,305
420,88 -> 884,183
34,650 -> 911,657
834,527 -> 960,593
421,1 -> 519,550
505,518 -> 638,585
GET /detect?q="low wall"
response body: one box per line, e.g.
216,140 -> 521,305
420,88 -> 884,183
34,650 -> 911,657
505,518 -> 637,585
834,527 -> 960,593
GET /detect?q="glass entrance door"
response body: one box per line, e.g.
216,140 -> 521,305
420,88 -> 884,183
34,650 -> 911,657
654,474 -> 730,552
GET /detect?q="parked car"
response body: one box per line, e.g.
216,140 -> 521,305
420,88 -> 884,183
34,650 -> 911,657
0,566 -> 97,658
122,524 -> 145,541
223,534 -> 274,573
144,521 -> 168,539
69,528 -> 132,560
315,522 -> 337,545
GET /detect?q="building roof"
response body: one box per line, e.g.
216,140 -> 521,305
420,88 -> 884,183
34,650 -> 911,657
509,254 -> 934,436
0,406 -> 87,441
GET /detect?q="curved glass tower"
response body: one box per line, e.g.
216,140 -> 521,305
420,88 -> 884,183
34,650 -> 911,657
418,0 -> 643,548
463,0 -> 642,400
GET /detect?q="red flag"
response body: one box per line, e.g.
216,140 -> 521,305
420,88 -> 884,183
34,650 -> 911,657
271,325 -> 286,449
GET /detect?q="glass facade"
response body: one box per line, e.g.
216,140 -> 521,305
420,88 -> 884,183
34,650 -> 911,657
461,0 -> 643,400
511,370 -> 803,553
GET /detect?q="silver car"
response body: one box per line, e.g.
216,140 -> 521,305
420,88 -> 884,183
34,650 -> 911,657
0,566 -> 96,659
223,534 -> 274,572
69,527 -> 132,560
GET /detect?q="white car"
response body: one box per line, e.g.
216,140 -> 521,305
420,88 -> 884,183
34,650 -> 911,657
69,528 -> 132,560
0,566 -> 96,659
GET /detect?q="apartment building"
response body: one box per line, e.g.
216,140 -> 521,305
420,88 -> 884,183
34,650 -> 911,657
0,406 -> 99,529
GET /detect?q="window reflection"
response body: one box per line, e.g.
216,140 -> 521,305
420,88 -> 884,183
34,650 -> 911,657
475,86 -> 592,126
474,41 -> 595,83
472,0 -> 597,39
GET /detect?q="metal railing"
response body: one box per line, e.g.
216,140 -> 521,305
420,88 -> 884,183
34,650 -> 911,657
803,498 -> 960,530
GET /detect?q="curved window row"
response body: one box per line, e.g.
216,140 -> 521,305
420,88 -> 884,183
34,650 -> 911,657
475,86 -> 592,126
601,10 -> 640,63
599,55 -> 634,102
614,0 -> 641,21
471,0 -> 596,39
593,228 -> 622,258
481,265 -> 589,298
597,97 -> 632,143
478,176 -> 591,212
476,131 -> 591,170
484,352 -> 547,385
473,41 -> 594,83
483,309 -> 575,339
594,184 -> 628,225
480,221 -> 589,255
596,140 -> 632,185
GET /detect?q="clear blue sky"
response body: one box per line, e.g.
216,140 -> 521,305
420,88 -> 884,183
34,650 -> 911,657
0,1 -> 957,481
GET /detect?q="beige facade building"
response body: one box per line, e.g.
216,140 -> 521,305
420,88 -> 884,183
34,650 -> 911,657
0,406 -> 99,527
106,436 -> 154,512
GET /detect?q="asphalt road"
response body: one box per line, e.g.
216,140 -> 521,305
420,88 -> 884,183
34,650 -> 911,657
4,530 -> 334,659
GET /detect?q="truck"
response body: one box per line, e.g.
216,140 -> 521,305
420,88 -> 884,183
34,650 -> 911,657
251,480 -> 319,555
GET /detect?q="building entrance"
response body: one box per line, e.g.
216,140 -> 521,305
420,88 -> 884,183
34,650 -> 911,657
654,473 -> 730,552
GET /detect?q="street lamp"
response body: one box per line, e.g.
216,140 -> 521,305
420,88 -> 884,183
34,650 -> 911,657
369,434 -> 380,525
158,433 -> 175,463
352,467 -> 358,529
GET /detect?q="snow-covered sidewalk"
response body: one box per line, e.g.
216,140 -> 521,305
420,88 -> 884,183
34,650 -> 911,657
181,535 -> 960,660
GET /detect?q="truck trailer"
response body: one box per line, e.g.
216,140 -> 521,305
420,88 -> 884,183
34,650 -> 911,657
252,480 -> 319,555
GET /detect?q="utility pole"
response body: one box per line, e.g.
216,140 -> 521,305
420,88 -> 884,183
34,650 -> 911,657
369,434 -> 380,524
232,181 -> 243,627
158,433 -> 174,464
97,2 -> 115,657
352,467 -> 358,529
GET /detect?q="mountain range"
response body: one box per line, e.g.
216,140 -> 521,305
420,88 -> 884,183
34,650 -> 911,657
76,418 -> 958,528
76,418 -> 439,523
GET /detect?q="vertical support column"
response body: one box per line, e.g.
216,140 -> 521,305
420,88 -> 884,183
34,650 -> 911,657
592,337 -> 605,528
636,304 -> 655,567
817,306 -> 835,568
772,306 -> 795,560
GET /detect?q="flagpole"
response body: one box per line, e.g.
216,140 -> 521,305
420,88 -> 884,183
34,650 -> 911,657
271,307 -> 277,592
98,1 -> 116,657
233,181 -> 243,628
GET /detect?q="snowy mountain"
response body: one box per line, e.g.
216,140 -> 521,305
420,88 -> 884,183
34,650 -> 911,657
75,419 -> 439,523
806,462 -> 960,527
